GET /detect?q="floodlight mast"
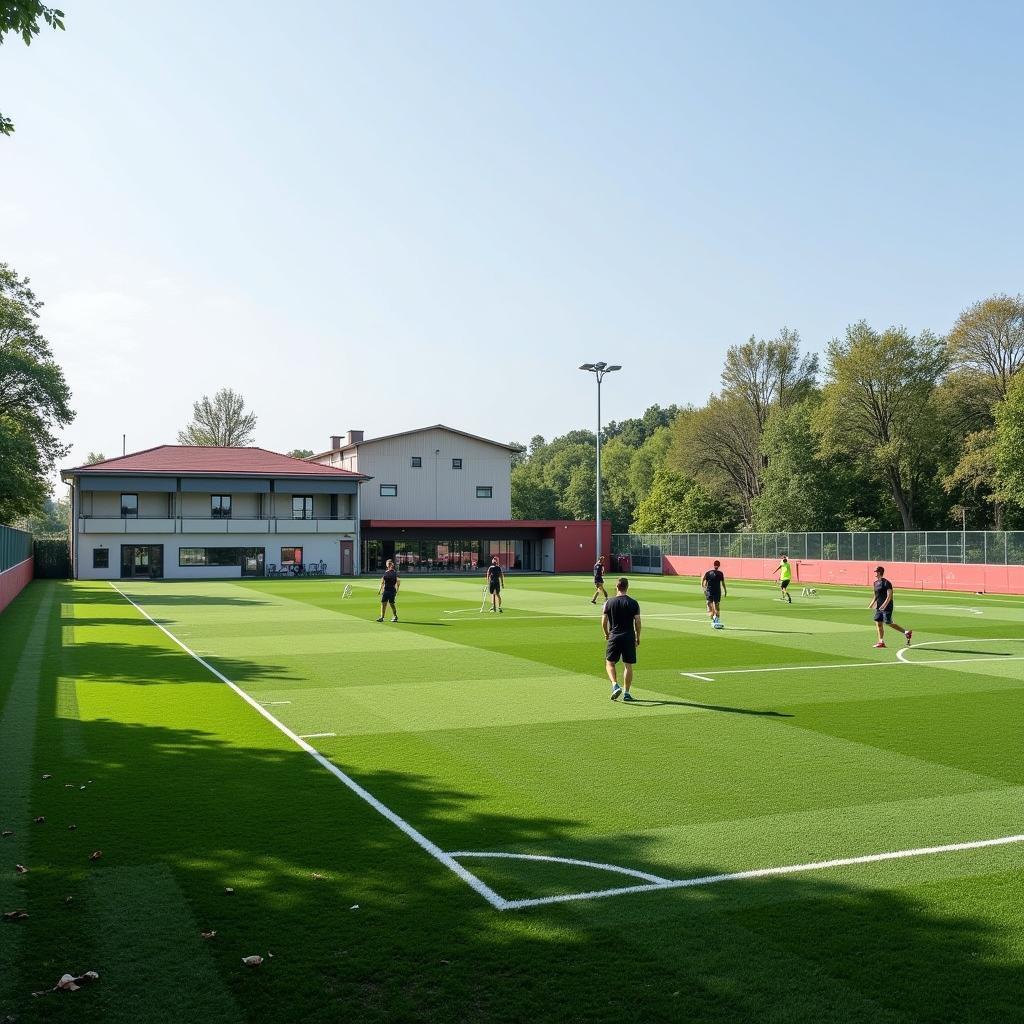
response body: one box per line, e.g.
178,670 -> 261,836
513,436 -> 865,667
578,362 -> 622,565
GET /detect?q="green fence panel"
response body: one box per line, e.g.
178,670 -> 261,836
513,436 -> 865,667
1,524 -> 33,573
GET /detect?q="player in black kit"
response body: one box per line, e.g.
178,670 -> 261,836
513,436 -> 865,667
377,558 -> 399,622
591,555 -> 608,604
602,577 -> 642,702
485,557 -> 505,613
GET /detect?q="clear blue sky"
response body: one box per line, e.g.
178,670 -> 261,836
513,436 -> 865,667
3,1 -> 1022,473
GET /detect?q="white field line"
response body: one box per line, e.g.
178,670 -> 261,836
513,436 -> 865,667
259,701 -> 292,706
299,732 -> 337,739
896,637 -> 1024,664
499,833 -> 1024,911
443,610 -> 708,622
109,583 -> 509,911
448,851 -> 671,884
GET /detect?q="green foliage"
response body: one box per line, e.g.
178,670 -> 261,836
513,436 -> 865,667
995,373 -> 1024,508
177,387 -> 257,447
286,448 -> 314,460
0,1 -> 66,136
815,322 -> 947,529
0,263 -> 74,521
632,468 -> 734,532
16,493 -> 68,536
603,404 -> 681,447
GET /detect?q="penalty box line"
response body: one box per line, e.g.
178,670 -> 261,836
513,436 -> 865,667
109,583 -> 508,911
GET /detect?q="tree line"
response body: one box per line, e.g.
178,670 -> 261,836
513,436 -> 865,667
512,297 -> 1024,534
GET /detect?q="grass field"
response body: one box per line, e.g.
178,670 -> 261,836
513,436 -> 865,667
3,573 -> 1024,1023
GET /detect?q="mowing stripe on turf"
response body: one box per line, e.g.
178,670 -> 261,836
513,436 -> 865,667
109,583 -> 509,911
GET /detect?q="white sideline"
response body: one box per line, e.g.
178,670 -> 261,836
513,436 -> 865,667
499,833 -> 1024,910
448,851 -> 672,884
299,732 -> 337,739
109,583 -> 509,911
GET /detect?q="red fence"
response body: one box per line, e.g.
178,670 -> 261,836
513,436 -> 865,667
0,558 -> 34,614
663,555 -> 1024,595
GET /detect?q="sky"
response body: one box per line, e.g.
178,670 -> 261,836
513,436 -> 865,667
3,0 -> 1023,481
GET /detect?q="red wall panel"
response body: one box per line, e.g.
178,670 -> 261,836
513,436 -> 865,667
0,558 -> 33,615
662,555 -> 1024,596
552,522 -> 613,573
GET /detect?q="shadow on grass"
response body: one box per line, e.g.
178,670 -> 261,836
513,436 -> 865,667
5,581 -> 1024,1024
624,698 -> 793,716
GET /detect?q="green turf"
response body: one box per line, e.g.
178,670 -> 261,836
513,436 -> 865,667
2,574 -> 1024,1022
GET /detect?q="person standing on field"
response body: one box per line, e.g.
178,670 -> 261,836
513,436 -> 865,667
702,560 -> 726,629
603,577 -> 641,702
869,566 -> 913,648
485,556 -> 505,613
377,559 -> 400,622
591,555 -> 608,604
773,555 -> 793,603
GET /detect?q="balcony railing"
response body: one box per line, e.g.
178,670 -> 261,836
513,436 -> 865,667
78,516 -> 357,535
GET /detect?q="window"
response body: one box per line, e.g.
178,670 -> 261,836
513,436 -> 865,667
211,495 -> 232,519
292,495 -> 313,520
281,546 -> 303,565
179,547 -> 265,568
380,484 -> 397,497
93,548 -> 109,569
410,456 -> 422,468
451,458 -> 462,470
179,548 -> 207,566
120,493 -> 138,518
476,486 -> 493,499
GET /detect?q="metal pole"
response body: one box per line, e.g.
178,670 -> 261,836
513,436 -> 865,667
595,373 -> 602,563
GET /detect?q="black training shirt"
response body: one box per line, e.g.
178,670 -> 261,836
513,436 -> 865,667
603,594 -> 640,639
593,562 -> 604,579
486,563 -> 503,583
381,569 -> 398,591
873,576 -> 892,608
703,568 -> 725,591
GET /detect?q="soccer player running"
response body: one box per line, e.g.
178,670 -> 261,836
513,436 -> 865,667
869,566 -> 912,648
773,554 -> 793,603
702,559 -> 726,629
591,555 -> 608,604
603,577 -> 641,702
377,558 -> 400,622
485,556 -> 505,613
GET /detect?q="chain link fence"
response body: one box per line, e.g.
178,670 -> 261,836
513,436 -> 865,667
612,532 -> 1024,573
1,523 -> 32,573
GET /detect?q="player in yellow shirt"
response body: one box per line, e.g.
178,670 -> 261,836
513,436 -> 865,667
773,555 -> 793,604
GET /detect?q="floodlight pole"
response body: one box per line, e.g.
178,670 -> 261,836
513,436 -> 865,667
579,362 -> 621,564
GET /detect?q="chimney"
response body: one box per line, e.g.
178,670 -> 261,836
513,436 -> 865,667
345,430 -> 364,445
330,435 -> 343,450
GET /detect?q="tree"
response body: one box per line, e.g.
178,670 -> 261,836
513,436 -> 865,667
815,322 -> 948,529
0,263 -> 74,521
947,294 -> 1024,405
17,493 -> 69,536
511,462 -> 560,519
720,328 -> 818,433
632,469 -> 734,533
669,395 -> 762,524
286,448 -> 313,460
178,388 -> 257,446
604,404 -> 681,448
994,373 -> 1024,509
0,2 -> 66,136
84,451 -> 106,464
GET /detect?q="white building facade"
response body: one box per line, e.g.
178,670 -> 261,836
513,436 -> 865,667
62,446 -> 367,580
310,426 -> 516,520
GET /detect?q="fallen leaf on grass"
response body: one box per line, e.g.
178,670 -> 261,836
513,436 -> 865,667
224,887 -> 234,894
15,864 -> 28,874
64,896 -> 74,905
42,773 -> 52,780
242,955 -> 263,967
89,851 -> 102,861
34,970 -> 100,996
201,930 -> 216,940
34,816 -> 45,824
67,824 -> 76,831
1,831 -> 13,838
311,872 -> 325,880
3,910 -> 29,921
350,904 -> 359,910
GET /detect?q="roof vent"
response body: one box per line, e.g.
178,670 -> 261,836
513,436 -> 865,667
345,430 -> 364,445
330,435 -> 343,450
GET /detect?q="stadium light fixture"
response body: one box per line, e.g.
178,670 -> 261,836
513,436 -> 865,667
578,362 -> 622,564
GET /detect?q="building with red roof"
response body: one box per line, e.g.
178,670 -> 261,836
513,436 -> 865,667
61,446 -> 368,580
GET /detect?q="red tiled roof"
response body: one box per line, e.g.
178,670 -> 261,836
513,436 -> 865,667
63,446 -> 366,478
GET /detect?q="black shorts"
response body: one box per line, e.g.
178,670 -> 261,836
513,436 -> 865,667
705,590 -> 721,604
488,581 -> 501,594
382,590 -> 397,603
873,606 -> 893,623
605,636 -> 637,664
780,579 -> 790,589
594,577 -> 605,587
